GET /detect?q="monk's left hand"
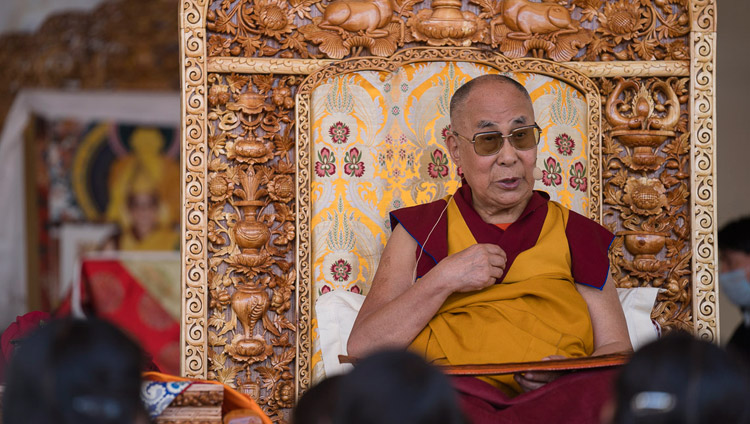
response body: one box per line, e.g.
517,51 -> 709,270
513,355 -> 567,392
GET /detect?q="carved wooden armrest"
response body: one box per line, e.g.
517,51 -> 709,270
152,383 -> 266,424
339,352 -> 630,376
155,383 -> 223,424
223,409 -> 266,424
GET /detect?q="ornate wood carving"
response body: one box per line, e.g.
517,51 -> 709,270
0,0 -> 179,130
208,57 -> 336,74
599,75 -> 692,333
207,56 -> 689,77
691,0 -> 716,32
181,0 -> 211,379
198,69 -> 300,422
203,0 -> 691,62
155,407 -> 222,424
180,1 -> 719,422
690,28 -> 717,341
170,384 -> 224,407
154,384 -> 224,424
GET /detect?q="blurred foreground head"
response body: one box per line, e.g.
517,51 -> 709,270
609,332 -> 750,424
3,317 -> 148,424
332,350 -> 466,424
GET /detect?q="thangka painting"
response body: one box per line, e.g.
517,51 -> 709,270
30,117 -> 180,307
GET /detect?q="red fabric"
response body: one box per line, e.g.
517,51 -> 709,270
453,369 -> 618,424
566,210 -> 615,289
453,184 -> 548,284
56,260 -> 180,374
390,183 -> 548,281
390,184 -> 614,288
0,311 -> 52,382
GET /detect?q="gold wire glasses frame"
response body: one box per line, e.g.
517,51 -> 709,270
452,124 -> 543,156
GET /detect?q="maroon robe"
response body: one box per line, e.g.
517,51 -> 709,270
390,184 -> 619,423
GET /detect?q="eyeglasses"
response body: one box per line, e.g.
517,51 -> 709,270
452,124 -> 542,156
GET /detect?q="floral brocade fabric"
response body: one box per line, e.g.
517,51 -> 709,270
309,62 -> 589,382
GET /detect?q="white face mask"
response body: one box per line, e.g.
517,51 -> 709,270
720,269 -> 750,308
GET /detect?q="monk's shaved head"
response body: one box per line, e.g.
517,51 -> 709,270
449,75 -> 532,125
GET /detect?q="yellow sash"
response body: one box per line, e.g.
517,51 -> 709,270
409,198 -> 594,395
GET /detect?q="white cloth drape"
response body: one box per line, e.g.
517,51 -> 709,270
0,90 -> 179,329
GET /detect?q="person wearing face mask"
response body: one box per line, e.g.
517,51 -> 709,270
719,216 -> 750,361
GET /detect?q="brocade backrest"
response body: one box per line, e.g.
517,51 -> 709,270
297,51 -> 602,382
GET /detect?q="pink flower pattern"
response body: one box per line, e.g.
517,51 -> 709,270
344,147 -> 365,177
330,259 -> 352,282
555,133 -> 575,156
570,161 -> 588,192
441,125 -> 451,141
542,157 -> 562,187
428,149 -> 450,179
328,122 -> 350,144
315,147 -> 336,177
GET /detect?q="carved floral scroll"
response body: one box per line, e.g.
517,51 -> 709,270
598,76 -> 693,333
202,0 -> 693,61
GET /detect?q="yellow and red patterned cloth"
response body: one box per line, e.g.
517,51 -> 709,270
308,62 -> 592,381
57,256 -> 181,375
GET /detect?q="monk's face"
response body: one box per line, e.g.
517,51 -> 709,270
446,80 -> 537,220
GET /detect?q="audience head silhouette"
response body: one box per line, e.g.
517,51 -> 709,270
331,350 -> 466,424
2,317 -> 148,424
606,332 -> 750,424
292,374 -> 342,424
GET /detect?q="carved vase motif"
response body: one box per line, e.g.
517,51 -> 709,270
234,200 -> 272,268
620,231 -> 667,273
605,79 -> 680,171
229,284 -> 273,363
410,0 -> 484,45
239,379 -> 261,401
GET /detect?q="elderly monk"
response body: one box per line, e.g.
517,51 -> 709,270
347,75 -> 631,418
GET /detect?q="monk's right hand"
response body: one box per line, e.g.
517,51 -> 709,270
433,243 -> 507,293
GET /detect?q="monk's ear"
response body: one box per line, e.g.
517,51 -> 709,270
446,130 -> 461,168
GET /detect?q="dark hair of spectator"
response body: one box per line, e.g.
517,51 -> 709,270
332,350 -> 466,424
2,317 -> 148,424
292,374 -> 342,424
718,216 -> 750,254
611,331 -> 750,424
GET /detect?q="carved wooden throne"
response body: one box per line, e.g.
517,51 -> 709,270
179,1 -> 717,422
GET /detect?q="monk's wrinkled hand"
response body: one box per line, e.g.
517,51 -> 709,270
513,355 -> 567,393
434,243 -> 506,293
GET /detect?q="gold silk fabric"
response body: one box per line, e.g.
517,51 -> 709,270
309,62 -> 590,381
409,199 -> 594,395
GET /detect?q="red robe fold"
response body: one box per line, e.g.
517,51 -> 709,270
390,183 -> 614,289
